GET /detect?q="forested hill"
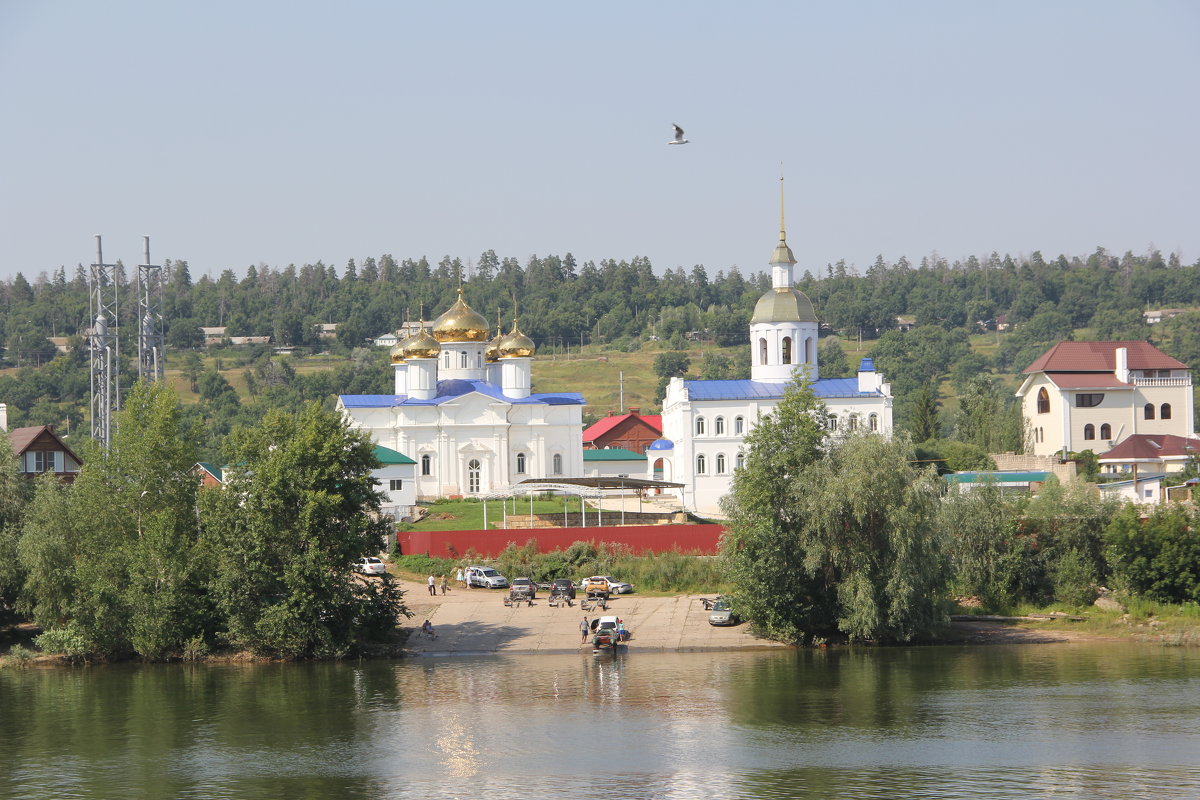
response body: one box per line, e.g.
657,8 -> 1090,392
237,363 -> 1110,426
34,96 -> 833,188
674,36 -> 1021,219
1,246 -> 1198,455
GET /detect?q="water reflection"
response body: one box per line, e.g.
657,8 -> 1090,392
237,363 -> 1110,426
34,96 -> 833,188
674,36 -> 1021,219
2,645 -> 1200,799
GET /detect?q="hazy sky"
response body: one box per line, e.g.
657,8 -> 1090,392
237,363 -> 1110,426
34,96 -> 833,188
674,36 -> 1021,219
2,1 -> 1197,283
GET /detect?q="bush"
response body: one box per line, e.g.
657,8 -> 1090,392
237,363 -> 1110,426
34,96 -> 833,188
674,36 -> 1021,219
34,625 -> 92,660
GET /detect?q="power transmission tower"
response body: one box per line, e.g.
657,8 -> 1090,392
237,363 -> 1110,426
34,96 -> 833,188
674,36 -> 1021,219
136,235 -> 165,384
89,235 -> 120,447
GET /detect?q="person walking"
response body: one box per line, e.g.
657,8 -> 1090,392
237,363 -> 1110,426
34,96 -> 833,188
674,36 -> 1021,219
580,617 -> 590,643
427,574 -> 436,596
439,574 -> 449,594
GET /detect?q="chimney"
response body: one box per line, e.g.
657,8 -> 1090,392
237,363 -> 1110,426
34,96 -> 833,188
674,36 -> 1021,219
628,407 -> 640,416
1115,346 -> 1129,383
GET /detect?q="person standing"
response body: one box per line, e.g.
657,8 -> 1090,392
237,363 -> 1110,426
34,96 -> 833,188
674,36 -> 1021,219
427,574 -> 436,596
580,617 -> 589,643
456,567 -> 465,588
439,574 -> 448,595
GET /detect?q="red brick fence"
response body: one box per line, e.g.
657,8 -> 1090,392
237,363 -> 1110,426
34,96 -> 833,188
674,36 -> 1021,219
396,523 -> 726,558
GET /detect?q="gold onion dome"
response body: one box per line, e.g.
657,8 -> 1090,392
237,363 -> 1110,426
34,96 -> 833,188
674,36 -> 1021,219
485,331 -> 503,362
432,288 -> 490,342
497,320 -> 536,358
401,326 -> 441,359
389,340 -> 407,364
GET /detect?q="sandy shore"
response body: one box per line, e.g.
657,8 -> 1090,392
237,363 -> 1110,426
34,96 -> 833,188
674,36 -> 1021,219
395,578 -> 1097,655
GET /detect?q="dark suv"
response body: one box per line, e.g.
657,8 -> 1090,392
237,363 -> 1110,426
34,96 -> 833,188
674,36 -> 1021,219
550,578 -> 576,600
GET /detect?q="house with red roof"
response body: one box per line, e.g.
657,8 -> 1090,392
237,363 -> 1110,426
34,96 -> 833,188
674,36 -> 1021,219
582,408 -> 662,454
1097,433 -> 1200,476
1016,341 -> 1195,458
6,425 -> 83,483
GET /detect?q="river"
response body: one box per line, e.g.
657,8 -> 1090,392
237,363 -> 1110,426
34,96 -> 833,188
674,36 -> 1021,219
2,643 -> 1199,799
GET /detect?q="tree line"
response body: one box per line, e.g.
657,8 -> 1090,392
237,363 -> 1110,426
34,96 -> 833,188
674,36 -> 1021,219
0,382 -> 406,661
721,377 -> 1200,644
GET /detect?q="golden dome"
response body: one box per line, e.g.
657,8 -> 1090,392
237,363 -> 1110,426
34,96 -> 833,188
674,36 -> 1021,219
389,340 -> 407,364
401,326 -> 441,359
497,319 -> 536,358
432,288 -> 490,342
485,331 -> 503,362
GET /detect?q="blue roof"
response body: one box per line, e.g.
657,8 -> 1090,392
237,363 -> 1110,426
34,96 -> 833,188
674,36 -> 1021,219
683,377 -> 881,401
341,379 -> 585,408
859,357 -> 875,372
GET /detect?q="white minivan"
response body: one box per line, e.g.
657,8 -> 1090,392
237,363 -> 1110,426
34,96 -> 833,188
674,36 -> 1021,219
466,565 -> 509,589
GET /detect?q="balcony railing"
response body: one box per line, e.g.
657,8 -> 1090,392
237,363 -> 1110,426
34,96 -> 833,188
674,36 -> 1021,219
1131,377 -> 1191,387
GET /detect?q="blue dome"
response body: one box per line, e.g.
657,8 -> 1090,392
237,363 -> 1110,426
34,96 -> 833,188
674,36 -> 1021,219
858,357 -> 875,372
647,438 -> 674,451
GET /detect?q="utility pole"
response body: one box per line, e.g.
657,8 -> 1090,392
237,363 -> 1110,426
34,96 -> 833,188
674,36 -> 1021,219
89,235 -> 119,448
619,371 -> 624,413
136,236 -> 165,384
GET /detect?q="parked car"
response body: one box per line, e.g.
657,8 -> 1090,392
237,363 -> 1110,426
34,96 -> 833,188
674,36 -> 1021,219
549,578 -> 576,600
582,575 -> 633,595
466,566 -> 509,589
510,577 -> 537,598
353,556 -> 388,576
708,597 -> 738,626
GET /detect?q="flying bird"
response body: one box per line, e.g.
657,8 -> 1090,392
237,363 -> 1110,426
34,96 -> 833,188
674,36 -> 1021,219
667,124 -> 689,145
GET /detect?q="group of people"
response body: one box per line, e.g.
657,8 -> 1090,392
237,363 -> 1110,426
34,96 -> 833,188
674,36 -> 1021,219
426,574 -> 452,596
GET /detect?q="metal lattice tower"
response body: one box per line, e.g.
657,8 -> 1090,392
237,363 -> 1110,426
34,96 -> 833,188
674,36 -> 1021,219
136,235 -> 165,384
89,235 -> 120,447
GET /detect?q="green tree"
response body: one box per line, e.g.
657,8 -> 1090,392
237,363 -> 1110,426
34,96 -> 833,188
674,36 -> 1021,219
938,483 -> 1029,608
817,337 -> 852,378
955,375 -> 1023,453
721,376 -> 946,643
909,382 -> 942,442
0,430 -> 31,615
202,403 -> 402,658
1105,503 -> 1200,604
653,351 -> 691,403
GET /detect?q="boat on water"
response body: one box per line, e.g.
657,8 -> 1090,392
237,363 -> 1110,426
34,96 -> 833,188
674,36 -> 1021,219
590,615 -> 631,653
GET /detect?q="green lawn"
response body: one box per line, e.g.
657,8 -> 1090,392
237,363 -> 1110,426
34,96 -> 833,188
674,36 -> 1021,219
408,497 -> 582,531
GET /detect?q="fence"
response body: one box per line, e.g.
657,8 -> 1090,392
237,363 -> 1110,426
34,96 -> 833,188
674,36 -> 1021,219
397,523 -> 725,558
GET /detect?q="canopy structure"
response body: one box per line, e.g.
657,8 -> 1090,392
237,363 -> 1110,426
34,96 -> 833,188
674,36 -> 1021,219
477,477 -> 685,529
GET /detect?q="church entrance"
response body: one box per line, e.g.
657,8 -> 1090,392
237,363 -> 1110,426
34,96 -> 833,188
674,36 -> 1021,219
467,458 -> 481,494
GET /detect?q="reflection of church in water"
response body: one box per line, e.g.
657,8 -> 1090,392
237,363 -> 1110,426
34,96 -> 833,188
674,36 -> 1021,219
337,290 -> 586,500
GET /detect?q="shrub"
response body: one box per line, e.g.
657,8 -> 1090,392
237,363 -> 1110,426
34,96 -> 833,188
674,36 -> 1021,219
34,625 -> 92,660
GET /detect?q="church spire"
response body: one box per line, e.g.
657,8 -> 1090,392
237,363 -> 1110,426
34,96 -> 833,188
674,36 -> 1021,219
770,175 -> 797,286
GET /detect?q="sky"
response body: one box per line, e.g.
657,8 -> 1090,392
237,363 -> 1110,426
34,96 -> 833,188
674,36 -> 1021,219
1,1 -> 1197,284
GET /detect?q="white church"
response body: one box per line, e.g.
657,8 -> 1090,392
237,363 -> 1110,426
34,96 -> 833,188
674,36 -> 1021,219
650,188 -> 895,516
340,185 -> 892,518
338,289 -> 587,501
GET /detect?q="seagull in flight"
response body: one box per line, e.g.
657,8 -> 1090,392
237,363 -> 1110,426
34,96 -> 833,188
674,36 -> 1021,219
667,124 -> 689,145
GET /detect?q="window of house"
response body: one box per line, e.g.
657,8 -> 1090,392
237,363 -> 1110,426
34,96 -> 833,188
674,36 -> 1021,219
782,336 -> 792,365
420,454 -> 432,476
552,453 -> 563,475
1037,388 -> 1050,414
736,453 -> 745,470
24,451 -> 46,473
696,454 -> 706,474
1100,423 -> 1112,439
1083,424 -> 1095,440
868,413 -> 879,431
1075,393 -> 1104,408
696,417 -> 706,435
827,415 -> 838,431
848,414 -> 859,431
715,416 -> 725,435
443,351 -> 452,368
516,452 -> 527,474
1145,403 -> 1156,420
759,338 -> 768,365
805,337 -> 813,364
389,479 -> 403,491
734,416 -> 744,435
716,453 -> 726,474
460,350 -> 469,368
1161,403 -> 1172,420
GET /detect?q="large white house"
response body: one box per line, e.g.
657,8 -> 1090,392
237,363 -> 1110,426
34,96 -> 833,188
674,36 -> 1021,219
1015,341 -> 1196,458
338,289 -> 586,500
651,190 -> 894,516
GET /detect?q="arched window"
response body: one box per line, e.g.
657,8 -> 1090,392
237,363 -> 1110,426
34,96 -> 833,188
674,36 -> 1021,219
1100,423 -> 1112,440
734,416 -> 744,435
848,414 -> 860,431
459,350 -> 468,368
515,452 -> 526,474
716,453 -> 726,474
782,336 -> 792,365
552,453 -> 563,475
805,337 -> 813,364
421,454 -> 432,476
443,351 -> 452,368
736,453 -> 745,471
759,338 -> 768,365
1083,424 -> 1095,440
827,414 -> 838,431
868,413 -> 879,431
467,458 -> 481,493
1161,403 -> 1172,420
476,352 -> 483,367
696,454 -> 707,474
696,417 -> 706,435
1037,388 -> 1050,414
715,416 -> 725,435
1145,403 -> 1155,420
